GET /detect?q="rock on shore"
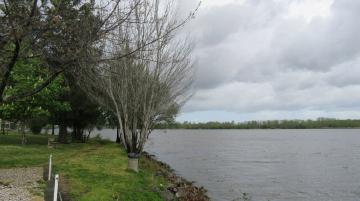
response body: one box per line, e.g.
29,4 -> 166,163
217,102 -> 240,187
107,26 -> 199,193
143,152 -> 210,201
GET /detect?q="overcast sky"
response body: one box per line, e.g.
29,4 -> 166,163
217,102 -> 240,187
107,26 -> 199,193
174,0 -> 360,122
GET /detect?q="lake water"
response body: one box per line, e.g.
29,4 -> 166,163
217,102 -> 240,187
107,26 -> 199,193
97,129 -> 360,201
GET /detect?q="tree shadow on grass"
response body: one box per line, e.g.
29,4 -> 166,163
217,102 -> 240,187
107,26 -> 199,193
0,133 -> 49,145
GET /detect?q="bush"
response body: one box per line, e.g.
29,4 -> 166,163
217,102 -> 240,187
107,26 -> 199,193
30,124 -> 43,134
89,134 -> 112,145
29,116 -> 48,134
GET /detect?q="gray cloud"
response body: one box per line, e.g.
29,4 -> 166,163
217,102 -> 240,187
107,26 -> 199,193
177,0 -> 360,119
275,1 -> 360,71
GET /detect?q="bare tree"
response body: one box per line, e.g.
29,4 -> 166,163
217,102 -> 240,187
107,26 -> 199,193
77,0 -> 197,171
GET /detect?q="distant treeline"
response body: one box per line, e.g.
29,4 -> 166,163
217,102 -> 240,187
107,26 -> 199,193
155,118 -> 360,129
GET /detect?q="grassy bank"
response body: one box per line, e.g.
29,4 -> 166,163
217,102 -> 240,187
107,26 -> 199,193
0,133 -> 168,201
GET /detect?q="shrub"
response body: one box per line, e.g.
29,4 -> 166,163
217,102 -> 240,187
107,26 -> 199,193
29,116 -> 48,134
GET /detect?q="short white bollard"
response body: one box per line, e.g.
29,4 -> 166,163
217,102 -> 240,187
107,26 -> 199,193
48,154 -> 52,181
53,174 -> 59,201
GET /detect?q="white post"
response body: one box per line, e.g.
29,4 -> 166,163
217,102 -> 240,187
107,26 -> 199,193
48,154 -> 52,181
53,174 -> 59,201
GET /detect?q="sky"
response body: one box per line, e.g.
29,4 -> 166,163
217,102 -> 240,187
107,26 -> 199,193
174,0 -> 360,122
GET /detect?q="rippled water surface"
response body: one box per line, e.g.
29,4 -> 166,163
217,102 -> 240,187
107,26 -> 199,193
98,129 -> 360,201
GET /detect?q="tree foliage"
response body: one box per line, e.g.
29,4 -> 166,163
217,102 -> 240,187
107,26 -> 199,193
0,0 -> 126,102
0,57 -> 69,123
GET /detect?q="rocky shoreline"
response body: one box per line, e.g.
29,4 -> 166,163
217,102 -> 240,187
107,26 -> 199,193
143,152 -> 210,201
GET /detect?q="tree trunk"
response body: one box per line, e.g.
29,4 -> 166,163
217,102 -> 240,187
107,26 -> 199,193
1,121 -> 5,135
86,130 -> 91,142
21,122 -> 26,145
22,132 -> 26,145
73,126 -> 84,142
58,124 -> 68,144
127,157 -> 139,172
51,124 -> 55,135
116,127 -> 121,144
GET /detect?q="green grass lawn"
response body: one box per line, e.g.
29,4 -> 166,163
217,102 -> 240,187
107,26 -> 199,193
0,133 -> 168,201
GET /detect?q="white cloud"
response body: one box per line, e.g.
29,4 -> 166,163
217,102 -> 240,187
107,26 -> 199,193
286,0 -> 334,22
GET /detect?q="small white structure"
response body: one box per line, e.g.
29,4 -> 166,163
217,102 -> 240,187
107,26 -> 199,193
48,154 -> 52,181
54,174 -> 59,201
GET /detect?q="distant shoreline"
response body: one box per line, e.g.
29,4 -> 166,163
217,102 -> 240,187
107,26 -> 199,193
155,127 -> 360,129
154,119 -> 360,130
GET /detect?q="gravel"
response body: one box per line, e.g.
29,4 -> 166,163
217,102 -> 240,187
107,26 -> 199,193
0,167 -> 43,201
0,185 -> 32,201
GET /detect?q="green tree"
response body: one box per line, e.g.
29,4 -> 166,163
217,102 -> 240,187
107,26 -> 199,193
68,87 -> 103,142
0,0 -> 126,104
0,57 -> 69,144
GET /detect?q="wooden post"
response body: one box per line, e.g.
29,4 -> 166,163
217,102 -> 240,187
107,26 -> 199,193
48,154 -> 52,181
53,174 -> 59,201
